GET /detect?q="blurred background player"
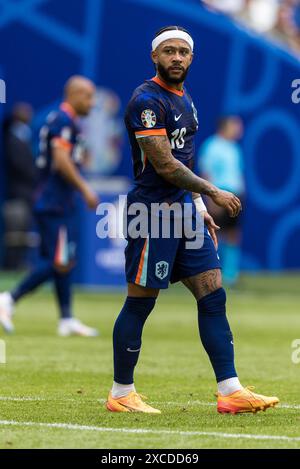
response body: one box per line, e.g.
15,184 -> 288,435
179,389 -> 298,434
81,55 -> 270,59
2,103 -> 38,270
0,76 -> 100,337
198,116 -> 245,287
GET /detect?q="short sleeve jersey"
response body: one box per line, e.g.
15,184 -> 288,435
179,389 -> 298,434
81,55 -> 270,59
35,103 -> 86,215
125,76 -> 199,206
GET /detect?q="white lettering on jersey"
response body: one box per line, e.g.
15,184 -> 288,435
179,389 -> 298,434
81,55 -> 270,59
171,127 -> 187,150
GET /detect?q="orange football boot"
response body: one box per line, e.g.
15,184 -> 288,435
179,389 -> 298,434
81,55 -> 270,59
217,386 -> 279,414
106,391 -> 161,414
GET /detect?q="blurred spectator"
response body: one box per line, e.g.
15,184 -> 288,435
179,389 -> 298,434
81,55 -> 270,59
272,0 -> 300,54
82,88 -> 123,174
2,103 -> 38,269
198,116 -> 245,287
202,0 -> 246,15
202,0 -> 300,56
202,0 -> 279,31
239,0 -> 279,33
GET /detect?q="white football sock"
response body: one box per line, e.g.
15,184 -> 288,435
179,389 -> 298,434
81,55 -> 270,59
0,292 -> 15,315
217,377 -> 243,396
7,292 -> 14,305
111,381 -> 136,398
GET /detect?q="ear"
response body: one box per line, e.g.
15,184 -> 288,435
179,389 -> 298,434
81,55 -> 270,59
151,50 -> 158,65
189,52 -> 194,66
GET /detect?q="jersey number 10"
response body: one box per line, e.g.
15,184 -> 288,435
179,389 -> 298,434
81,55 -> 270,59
171,127 -> 186,150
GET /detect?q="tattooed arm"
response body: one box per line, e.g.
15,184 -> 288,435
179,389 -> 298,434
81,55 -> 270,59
138,136 -> 217,195
137,135 -> 241,217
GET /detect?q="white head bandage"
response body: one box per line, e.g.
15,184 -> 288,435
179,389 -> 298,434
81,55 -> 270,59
152,30 -> 194,52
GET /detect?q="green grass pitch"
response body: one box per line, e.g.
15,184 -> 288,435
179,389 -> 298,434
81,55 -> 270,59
0,274 -> 300,449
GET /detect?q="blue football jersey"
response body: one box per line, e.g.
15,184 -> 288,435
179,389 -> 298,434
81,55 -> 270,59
35,103 -> 86,214
125,76 -> 199,205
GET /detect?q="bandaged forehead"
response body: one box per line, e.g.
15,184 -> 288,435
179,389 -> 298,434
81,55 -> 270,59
152,30 -> 194,52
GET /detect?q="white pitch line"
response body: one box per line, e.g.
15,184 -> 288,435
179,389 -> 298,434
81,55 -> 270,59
154,401 -> 300,410
0,396 -> 46,402
1,396 -> 300,410
0,419 -> 300,442
280,404 -> 300,410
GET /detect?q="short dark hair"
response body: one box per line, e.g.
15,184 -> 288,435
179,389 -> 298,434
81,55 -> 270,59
154,25 -> 190,38
217,116 -> 240,131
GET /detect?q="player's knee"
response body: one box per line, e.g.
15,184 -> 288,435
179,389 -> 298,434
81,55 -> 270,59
114,296 -> 156,331
113,297 -> 156,346
197,288 -> 226,315
53,262 -> 75,274
125,296 -> 156,319
197,269 -> 223,298
128,283 -> 159,298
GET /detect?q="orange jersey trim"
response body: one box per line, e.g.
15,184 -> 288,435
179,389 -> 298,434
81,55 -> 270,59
52,137 -> 73,151
135,128 -> 167,137
151,76 -> 184,97
60,102 -> 77,119
135,238 -> 148,285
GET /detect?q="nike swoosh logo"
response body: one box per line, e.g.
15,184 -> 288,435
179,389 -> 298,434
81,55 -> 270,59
231,341 -> 234,345
118,402 -> 136,412
174,114 -> 182,121
127,348 -> 141,353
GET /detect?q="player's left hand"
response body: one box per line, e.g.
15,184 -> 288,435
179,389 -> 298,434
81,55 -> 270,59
203,212 -> 220,250
211,189 -> 241,218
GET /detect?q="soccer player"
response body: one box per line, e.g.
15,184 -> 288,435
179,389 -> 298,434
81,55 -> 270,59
0,76 -> 99,337
199,116 -> 245,287
106,26 -> 279,414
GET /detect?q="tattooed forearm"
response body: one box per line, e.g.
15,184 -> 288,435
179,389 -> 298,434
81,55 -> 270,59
137,136 -> 218,196
171,165 -> 218,196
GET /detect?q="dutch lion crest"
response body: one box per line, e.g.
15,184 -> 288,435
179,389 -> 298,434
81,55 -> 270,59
155,261 -> 169,280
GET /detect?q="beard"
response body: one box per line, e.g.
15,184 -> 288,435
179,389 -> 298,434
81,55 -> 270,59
157,62 -> 189,84
77,106 -> 90,117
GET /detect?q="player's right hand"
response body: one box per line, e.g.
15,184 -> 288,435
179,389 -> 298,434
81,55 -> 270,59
211,189 -> 242,218
83,187 -> 99,210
